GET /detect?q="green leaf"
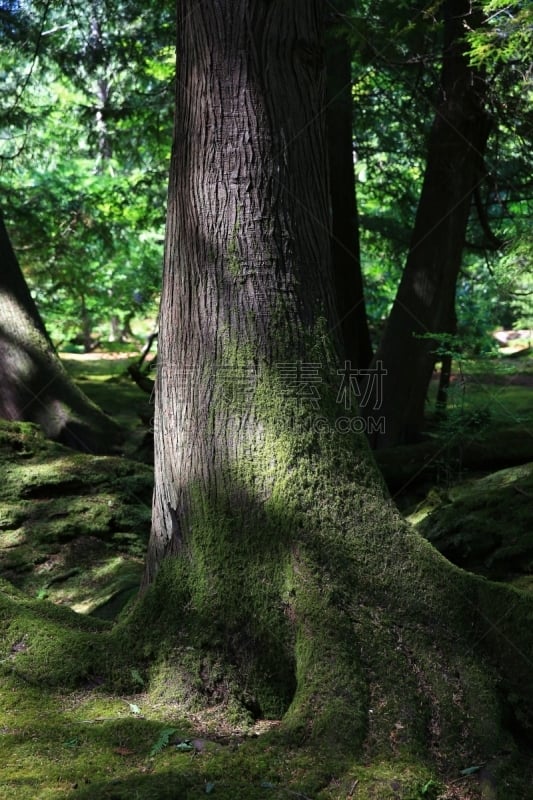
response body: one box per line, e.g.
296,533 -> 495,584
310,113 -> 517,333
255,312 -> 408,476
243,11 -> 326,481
175,741 -> 194,751
460,766 -> 482,776
64,737 -> 79,748
130,668 -> 144,686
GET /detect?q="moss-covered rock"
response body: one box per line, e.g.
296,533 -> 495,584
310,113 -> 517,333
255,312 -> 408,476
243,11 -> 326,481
409,463 -> 533,582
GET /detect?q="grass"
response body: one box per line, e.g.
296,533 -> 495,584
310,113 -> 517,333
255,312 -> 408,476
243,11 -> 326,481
426,352 -> 533,431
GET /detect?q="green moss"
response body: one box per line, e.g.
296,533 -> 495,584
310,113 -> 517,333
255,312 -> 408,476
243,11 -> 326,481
0,599 -> 531,800
2,659 -> 530,800
119,482 -> 298,721
0,420 -> 151,615
123,356 -> 533,772
0,578 -> 110,687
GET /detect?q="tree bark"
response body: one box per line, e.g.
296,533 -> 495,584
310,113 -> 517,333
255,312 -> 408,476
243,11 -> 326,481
145,0 -> 338,582
0,213 -> 122,453
365,0 -> 491,448
136,0 -> 533,768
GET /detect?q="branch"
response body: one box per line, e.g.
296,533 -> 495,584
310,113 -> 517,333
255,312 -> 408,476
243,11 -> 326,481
474,186 -> 504,250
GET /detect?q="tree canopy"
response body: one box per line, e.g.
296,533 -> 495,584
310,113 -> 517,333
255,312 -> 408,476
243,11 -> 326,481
1,0 -> 174,345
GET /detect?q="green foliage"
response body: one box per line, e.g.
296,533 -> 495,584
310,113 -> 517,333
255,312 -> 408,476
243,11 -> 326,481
468,1 -> 533,75
403,778 -> 442,799
491,232 -> 533,329
342,0 -> 533,349
1,0 -> 173,345
130,667 -> 145,686
353,64 -> 427,332
149,726 -> 178,757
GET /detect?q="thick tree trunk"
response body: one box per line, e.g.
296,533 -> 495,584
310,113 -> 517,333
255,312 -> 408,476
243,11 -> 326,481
145,0 -> 338,584
0,213 -> 122,453
136,0 -> 533,772
326,10 -> 373,369
365,0 -> 490,448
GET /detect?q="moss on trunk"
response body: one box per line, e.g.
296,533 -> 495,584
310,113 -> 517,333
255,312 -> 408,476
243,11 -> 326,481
120,376 -> 533,777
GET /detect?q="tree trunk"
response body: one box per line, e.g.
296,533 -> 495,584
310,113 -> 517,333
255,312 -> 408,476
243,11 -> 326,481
0,213 -> 122,453
436,353 -> 453,415
365,0 -> 491,448
145,0 -> 339,586
326,8 -> 373,369
135,0 -> 533,771
80,296 -> 94,352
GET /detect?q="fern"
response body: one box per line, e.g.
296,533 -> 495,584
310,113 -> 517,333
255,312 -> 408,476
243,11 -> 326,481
149,727 -> 178,757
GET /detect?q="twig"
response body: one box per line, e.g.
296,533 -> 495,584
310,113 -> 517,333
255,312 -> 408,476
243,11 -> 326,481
513,486 -> 532,499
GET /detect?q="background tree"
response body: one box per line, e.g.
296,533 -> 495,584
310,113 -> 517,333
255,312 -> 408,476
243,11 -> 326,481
343,0 -> 531,377
131,0 -> 533,773
0,212 -> 122,452
326,3 -> 373,369
364,0 -> 492,447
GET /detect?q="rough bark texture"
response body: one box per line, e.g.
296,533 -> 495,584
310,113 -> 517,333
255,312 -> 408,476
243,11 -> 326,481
145,0 -> 338,583
365,0 -> 490,448
326,11 -> 373,369
0,213 -> 122,453
136,0 -> 533,781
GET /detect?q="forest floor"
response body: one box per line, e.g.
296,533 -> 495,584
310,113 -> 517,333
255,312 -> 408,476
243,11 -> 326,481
0,348 -> 532,799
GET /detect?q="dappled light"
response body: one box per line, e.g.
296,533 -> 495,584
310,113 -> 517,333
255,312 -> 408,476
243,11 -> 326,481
0,420 -> 151,615
0,0 -> 532,797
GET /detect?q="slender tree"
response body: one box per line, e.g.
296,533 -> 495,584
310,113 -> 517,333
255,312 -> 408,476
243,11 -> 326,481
135,0 -> 533,770
0,212 -> 122,452
365,0 -> 491,447
326,5 -> 373,369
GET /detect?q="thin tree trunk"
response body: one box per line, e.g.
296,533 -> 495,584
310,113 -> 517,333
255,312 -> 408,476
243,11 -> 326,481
365,0 -> 490,448
0,213 -> 122,453
326,9 -> 373,368
436,353 -> 453,415
80,296 -> 94,352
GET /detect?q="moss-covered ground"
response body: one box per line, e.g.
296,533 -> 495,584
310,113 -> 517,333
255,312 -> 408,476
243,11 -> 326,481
0,419 -> 152,617
0,351 -> 532,799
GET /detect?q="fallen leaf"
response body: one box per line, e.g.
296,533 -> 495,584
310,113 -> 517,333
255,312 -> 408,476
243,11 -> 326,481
176,740 -> 194,752
460,765 -> 483,776
114,747 -> 135,756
